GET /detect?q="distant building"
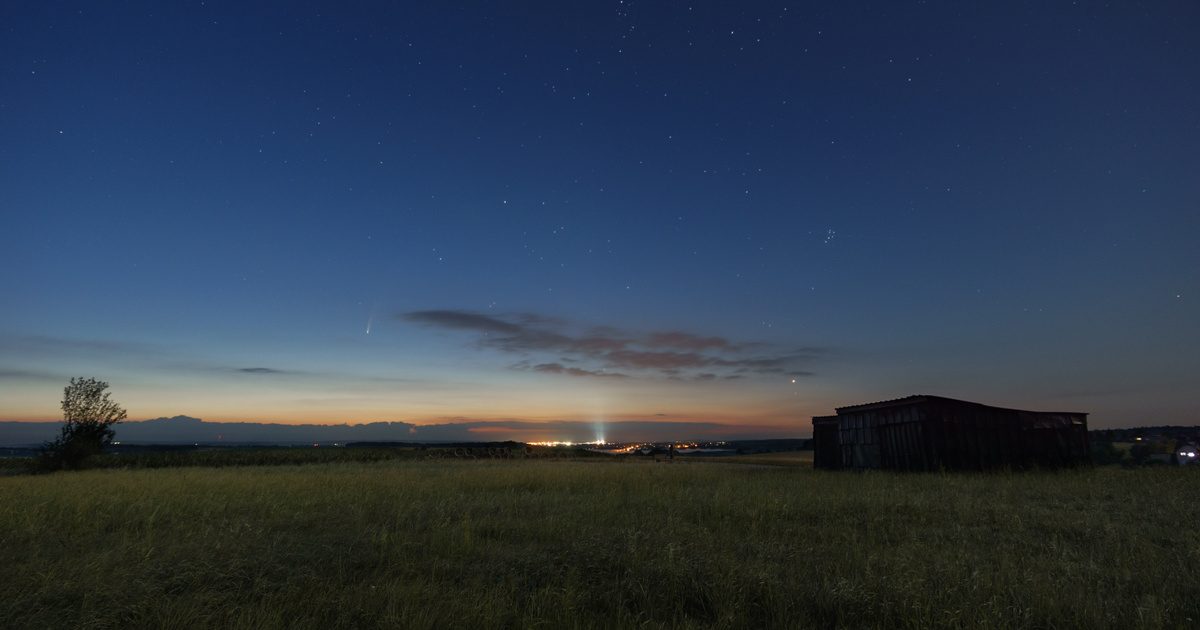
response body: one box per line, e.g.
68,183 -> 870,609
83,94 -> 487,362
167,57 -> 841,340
812,395 -> 1090,471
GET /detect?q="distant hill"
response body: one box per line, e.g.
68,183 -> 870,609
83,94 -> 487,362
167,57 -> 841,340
0,422 -> 63,447
1,416 -> 433,446
0,416 -> 801,446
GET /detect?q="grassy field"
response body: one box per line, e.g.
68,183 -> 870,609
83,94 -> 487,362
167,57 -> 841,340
0,444 -> 591,476
683,450 -> 814,467
2,459 -> 1198,629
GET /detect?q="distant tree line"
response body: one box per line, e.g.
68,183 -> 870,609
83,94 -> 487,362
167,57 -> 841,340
1089,428 -> 1200,466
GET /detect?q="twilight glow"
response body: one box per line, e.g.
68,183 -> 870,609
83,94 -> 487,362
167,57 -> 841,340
1,2 -> 1198,438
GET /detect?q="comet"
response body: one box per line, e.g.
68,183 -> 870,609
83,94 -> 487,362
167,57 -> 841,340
365,302 -> 377,335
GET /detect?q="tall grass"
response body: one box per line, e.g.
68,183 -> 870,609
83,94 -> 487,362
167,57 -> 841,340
1,444 -> 592,475
1,460 -> 1197,628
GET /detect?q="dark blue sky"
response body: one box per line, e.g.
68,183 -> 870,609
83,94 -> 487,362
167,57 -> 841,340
2,1 -> 1197,435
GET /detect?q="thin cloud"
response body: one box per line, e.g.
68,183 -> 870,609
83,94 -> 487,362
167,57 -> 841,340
403,310 -> 523,334
526,362 -> 628,379
0,335 -> 160,357
644,331 -> 736,351
235,367 -> 298,375
402,308 -> 828,381
603,349 -> 715,371
0,368 -> 62,381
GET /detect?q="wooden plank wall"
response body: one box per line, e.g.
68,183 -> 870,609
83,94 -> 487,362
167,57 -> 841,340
832,401 -> 1090,471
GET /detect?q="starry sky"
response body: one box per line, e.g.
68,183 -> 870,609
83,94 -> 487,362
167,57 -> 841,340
2,1 -> 1198,437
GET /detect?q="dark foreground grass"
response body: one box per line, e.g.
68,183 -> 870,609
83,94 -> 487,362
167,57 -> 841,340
2,460 -> 1197,629
0,444 -> 594,476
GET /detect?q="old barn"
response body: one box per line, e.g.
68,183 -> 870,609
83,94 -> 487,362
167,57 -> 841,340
812,395 -> 1090,471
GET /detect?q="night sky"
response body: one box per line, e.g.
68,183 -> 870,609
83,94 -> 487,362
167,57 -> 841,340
2,2 -> 1197,437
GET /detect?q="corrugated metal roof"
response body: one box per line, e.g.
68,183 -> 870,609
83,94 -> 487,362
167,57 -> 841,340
832,394 -> 1087,416
833,394 -> 932,412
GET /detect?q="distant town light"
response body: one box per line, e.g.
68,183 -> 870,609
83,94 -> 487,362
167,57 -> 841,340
529,440 -> 608,447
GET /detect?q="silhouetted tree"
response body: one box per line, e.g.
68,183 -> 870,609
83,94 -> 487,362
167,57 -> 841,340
1089,437 -> 1125,466
38,377 -> 127,470
1128,439 -> 1169,467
